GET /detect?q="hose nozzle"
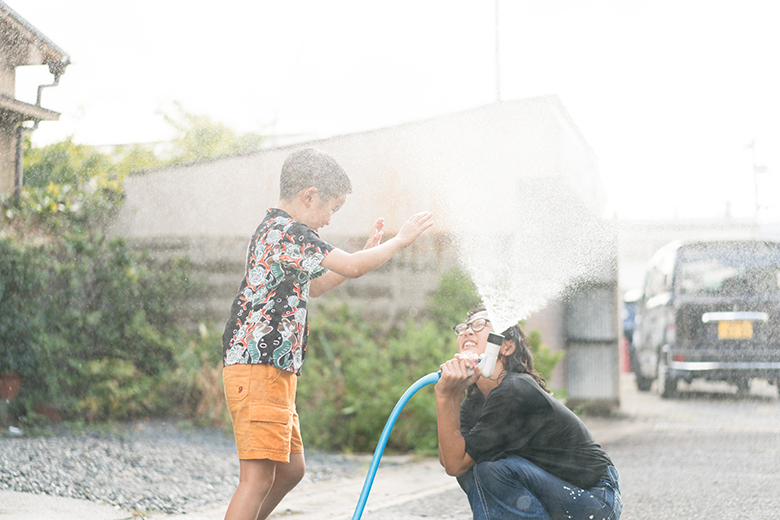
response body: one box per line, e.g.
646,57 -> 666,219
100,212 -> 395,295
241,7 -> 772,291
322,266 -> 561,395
466,332 -> 504,378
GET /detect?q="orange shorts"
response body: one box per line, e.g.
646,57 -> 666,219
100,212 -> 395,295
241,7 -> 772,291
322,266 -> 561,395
223,363 -> 303,462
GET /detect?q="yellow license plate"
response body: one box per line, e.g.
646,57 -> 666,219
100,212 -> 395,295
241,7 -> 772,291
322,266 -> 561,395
718,320 -> 753,339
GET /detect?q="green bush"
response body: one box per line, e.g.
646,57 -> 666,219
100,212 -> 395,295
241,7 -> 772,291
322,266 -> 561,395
425,266 -> 482,331
1,127 -> 261,426
22,137 -> 115,188
297,302 -> 452,454
1,144 -> 200,422
161,322 -> 229,427
69,358 -> 160,422
526,329 -> 563,385
0,239 -> 47,378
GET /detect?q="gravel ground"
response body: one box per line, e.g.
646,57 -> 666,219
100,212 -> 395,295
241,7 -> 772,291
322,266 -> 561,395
0,420 -> 366,515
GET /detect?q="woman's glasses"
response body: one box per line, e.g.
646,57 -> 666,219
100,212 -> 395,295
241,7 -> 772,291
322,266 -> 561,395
453,318 -> 490,336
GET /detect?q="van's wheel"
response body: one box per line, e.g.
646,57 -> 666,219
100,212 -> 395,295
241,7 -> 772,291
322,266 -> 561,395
635,371 -> 653,392
630,346 -> 652,391
735,378 -> 751,397
657,353 -> 677,398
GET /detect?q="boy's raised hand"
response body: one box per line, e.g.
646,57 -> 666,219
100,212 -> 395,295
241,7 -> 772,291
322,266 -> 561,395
364,218 -> 385,249
317,212 -> 433,282
396,212 -> 434,247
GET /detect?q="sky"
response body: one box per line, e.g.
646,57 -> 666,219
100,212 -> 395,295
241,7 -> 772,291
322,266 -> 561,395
10,0 -> 780,221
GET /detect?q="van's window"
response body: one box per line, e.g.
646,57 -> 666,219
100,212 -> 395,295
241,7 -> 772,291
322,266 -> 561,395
677,245 -> 780,295
645,266 -> 664,297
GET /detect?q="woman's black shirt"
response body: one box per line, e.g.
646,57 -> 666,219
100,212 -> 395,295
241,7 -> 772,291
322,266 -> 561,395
460,372 -> 613,489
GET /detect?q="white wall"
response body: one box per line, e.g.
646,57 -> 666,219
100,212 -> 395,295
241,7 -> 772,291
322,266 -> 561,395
110,97 -> 618,401
111,96 -> 605,242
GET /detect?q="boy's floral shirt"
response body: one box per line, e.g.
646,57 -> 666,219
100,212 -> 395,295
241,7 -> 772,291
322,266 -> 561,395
222,208 -> 333,375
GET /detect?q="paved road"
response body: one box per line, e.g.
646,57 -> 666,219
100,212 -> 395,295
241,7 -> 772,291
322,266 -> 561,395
360,375 -> 780,520
607,376 -> 780,520
5,373 -> 779,519
175,373 -> 780,520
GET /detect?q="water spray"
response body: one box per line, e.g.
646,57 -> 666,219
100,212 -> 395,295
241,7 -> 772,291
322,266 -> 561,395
351,332 -> 505,520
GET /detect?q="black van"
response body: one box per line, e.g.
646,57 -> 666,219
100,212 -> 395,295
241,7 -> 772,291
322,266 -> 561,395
633,239 -> 780,397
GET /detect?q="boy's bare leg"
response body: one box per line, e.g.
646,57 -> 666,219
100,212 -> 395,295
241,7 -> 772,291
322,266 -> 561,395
255,453 -> 306,520
224,459 -> 276,520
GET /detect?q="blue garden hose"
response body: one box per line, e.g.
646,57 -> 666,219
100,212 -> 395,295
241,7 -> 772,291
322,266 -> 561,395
351,371 -> 441,520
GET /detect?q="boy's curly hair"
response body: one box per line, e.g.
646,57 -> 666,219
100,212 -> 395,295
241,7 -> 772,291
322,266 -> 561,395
280,148 -> 352,201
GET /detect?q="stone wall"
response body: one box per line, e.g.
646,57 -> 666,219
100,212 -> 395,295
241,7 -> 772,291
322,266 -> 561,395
130,231 -> 461,330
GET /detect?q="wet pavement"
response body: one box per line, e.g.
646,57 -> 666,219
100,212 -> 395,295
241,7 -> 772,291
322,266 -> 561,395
606,375 -> 780,520
172,373 -> 780,520
4,372 -> 780,519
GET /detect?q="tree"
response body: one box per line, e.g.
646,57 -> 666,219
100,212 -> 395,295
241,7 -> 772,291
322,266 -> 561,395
0,107 -> 271,422
22,136 -> 115,188
425,266 -> 482,331
160,101 -> 268,164
21,102 -> 270,191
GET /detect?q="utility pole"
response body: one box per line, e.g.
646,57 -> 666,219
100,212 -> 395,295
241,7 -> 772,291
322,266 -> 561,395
495,0 -> 501,102
746,139 -> 768,218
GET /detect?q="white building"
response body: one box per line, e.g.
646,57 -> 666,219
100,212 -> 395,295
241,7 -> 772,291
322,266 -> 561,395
0,2 -> 69,198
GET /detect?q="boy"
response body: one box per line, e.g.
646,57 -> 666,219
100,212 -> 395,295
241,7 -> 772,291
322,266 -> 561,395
221,148 -> 434,520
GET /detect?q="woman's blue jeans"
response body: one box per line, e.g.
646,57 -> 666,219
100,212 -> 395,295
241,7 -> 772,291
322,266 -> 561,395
456,455 -> 622,520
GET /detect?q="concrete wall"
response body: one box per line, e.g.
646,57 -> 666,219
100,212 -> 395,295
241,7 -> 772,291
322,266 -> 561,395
524,226 -> 619,398
112,96 -> 604,317
111,96 -> 605,239
111,96 -> 618,402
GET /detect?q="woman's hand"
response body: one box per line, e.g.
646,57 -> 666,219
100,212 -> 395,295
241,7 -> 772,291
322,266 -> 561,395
436,354 -> 481,396
435,353 -> 479,476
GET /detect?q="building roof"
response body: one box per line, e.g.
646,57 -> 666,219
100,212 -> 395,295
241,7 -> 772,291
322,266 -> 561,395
0,93 -> 59,121
0,1 -> 69,68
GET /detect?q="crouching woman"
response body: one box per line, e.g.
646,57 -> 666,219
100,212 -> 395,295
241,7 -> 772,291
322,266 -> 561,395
436,307 -> 622,520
